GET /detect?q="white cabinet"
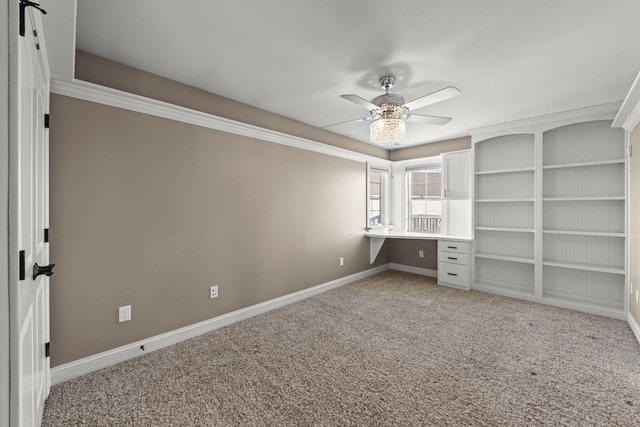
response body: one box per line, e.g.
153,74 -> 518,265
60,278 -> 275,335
442,150 -> 472,237
443,150 -> 471,200
438,240 -> 471,290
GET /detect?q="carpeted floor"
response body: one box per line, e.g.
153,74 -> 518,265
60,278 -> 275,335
43,270 -> 640,426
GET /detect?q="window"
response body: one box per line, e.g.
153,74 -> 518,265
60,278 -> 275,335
407,165 -> 442,232
368,165 -> 389,227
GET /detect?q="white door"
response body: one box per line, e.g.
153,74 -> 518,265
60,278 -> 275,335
16,7 -> 50,426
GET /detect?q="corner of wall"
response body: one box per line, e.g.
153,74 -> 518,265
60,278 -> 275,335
390,136 -> 471,162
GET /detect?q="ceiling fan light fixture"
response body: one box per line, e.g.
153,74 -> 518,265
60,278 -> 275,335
337,75 -> 460,145
370,117 -> 405,145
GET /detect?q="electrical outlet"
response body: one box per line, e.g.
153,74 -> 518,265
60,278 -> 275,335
339,257 -> 344,266
118,305 -> 131,322
210,285 -> 219,299
419,250 -> 424,258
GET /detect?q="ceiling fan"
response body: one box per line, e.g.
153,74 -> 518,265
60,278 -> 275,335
329,75 -> 461,145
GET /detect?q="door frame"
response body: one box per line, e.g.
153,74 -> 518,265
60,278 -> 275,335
1,0 -> 12,426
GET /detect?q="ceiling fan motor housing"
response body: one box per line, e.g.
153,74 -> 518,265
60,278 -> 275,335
371,93 -> 405,108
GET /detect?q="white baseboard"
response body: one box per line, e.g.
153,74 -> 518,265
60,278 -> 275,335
51,264 -> 390,385
629,313 -> 640,345
389,263 -> 437,278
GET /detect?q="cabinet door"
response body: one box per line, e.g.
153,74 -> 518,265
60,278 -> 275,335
443,150 -> 471,200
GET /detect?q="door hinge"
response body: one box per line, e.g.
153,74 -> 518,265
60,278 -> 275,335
629,145 -> 633,157
45,342 -> 50,358
44,228 -> 49,243
19,0 -> 47,37
44,114 -> 50,129
19,250 -> 25,281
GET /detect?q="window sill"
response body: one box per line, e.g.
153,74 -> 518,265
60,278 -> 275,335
367,225 -> 394,232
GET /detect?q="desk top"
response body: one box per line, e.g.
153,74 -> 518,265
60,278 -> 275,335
365,230 -> 473,242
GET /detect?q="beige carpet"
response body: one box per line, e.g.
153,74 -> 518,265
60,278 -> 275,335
43,270 -> 640,426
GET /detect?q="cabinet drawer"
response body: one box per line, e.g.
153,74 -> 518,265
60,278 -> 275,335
438,240 -> 470,254
439,252 -> 469,265
438,262 -> 469,289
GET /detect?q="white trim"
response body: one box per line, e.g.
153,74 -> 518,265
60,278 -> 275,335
389,263 -> 438,278
629,313 -> 640,345
469,102 -> 621,142
389,155 -> 443,232
50,264 -> 389,385
613,70 -> 640,131
366,163 -> 392,229
50,79 -> 391,165
625,131 -> 630,320
0,1 -> 10,424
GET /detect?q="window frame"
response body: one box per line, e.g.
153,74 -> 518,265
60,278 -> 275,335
366,163 -> 390,230
405,163 -> 443,233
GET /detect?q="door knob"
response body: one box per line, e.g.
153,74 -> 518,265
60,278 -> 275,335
33,263 -> 55,280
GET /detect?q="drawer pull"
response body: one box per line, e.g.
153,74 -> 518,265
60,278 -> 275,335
447,273 -> 458,276
447,257 -> 458,260
447,246 -> 458,249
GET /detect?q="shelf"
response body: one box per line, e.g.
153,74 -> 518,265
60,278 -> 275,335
542,260 -> 625,275
542,159 -> 625,170
543,159 -> 625,170
543,196 -> 625,202
542,229 -> 625,237
475,252 -> 534,264
542,291 -> 625,314
473,280 -> 535,297
475,198 -> 534,203
475,226 -> 534,233
475,167 -> 535,175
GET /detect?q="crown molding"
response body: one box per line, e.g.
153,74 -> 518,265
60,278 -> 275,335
469,102 -> 622,142
50,79 -> 391,165
613,70 -> 640,131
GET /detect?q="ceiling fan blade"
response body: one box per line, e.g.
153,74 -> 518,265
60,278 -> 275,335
410,114 -> 453,126
403,86 -> 461,112
340,94 -> 379,111
322,117 -> 370,128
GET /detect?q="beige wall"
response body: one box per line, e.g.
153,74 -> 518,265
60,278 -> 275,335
390,240 -> 438,270
630,125 -> 640,325
75,51 -> 390,161
48,53 -> 469,366
49,94 -> 390,365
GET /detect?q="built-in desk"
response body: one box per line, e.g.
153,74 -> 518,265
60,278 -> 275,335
365,231 -> 472,263
365,230 -> 473,290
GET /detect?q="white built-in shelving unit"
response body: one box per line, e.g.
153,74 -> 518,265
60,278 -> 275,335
541,121 -> 626,314
474,134 -> 536,296
471,107 -> 627,319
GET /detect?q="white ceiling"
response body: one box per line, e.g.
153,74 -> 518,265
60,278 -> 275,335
71,0 -> 640,149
